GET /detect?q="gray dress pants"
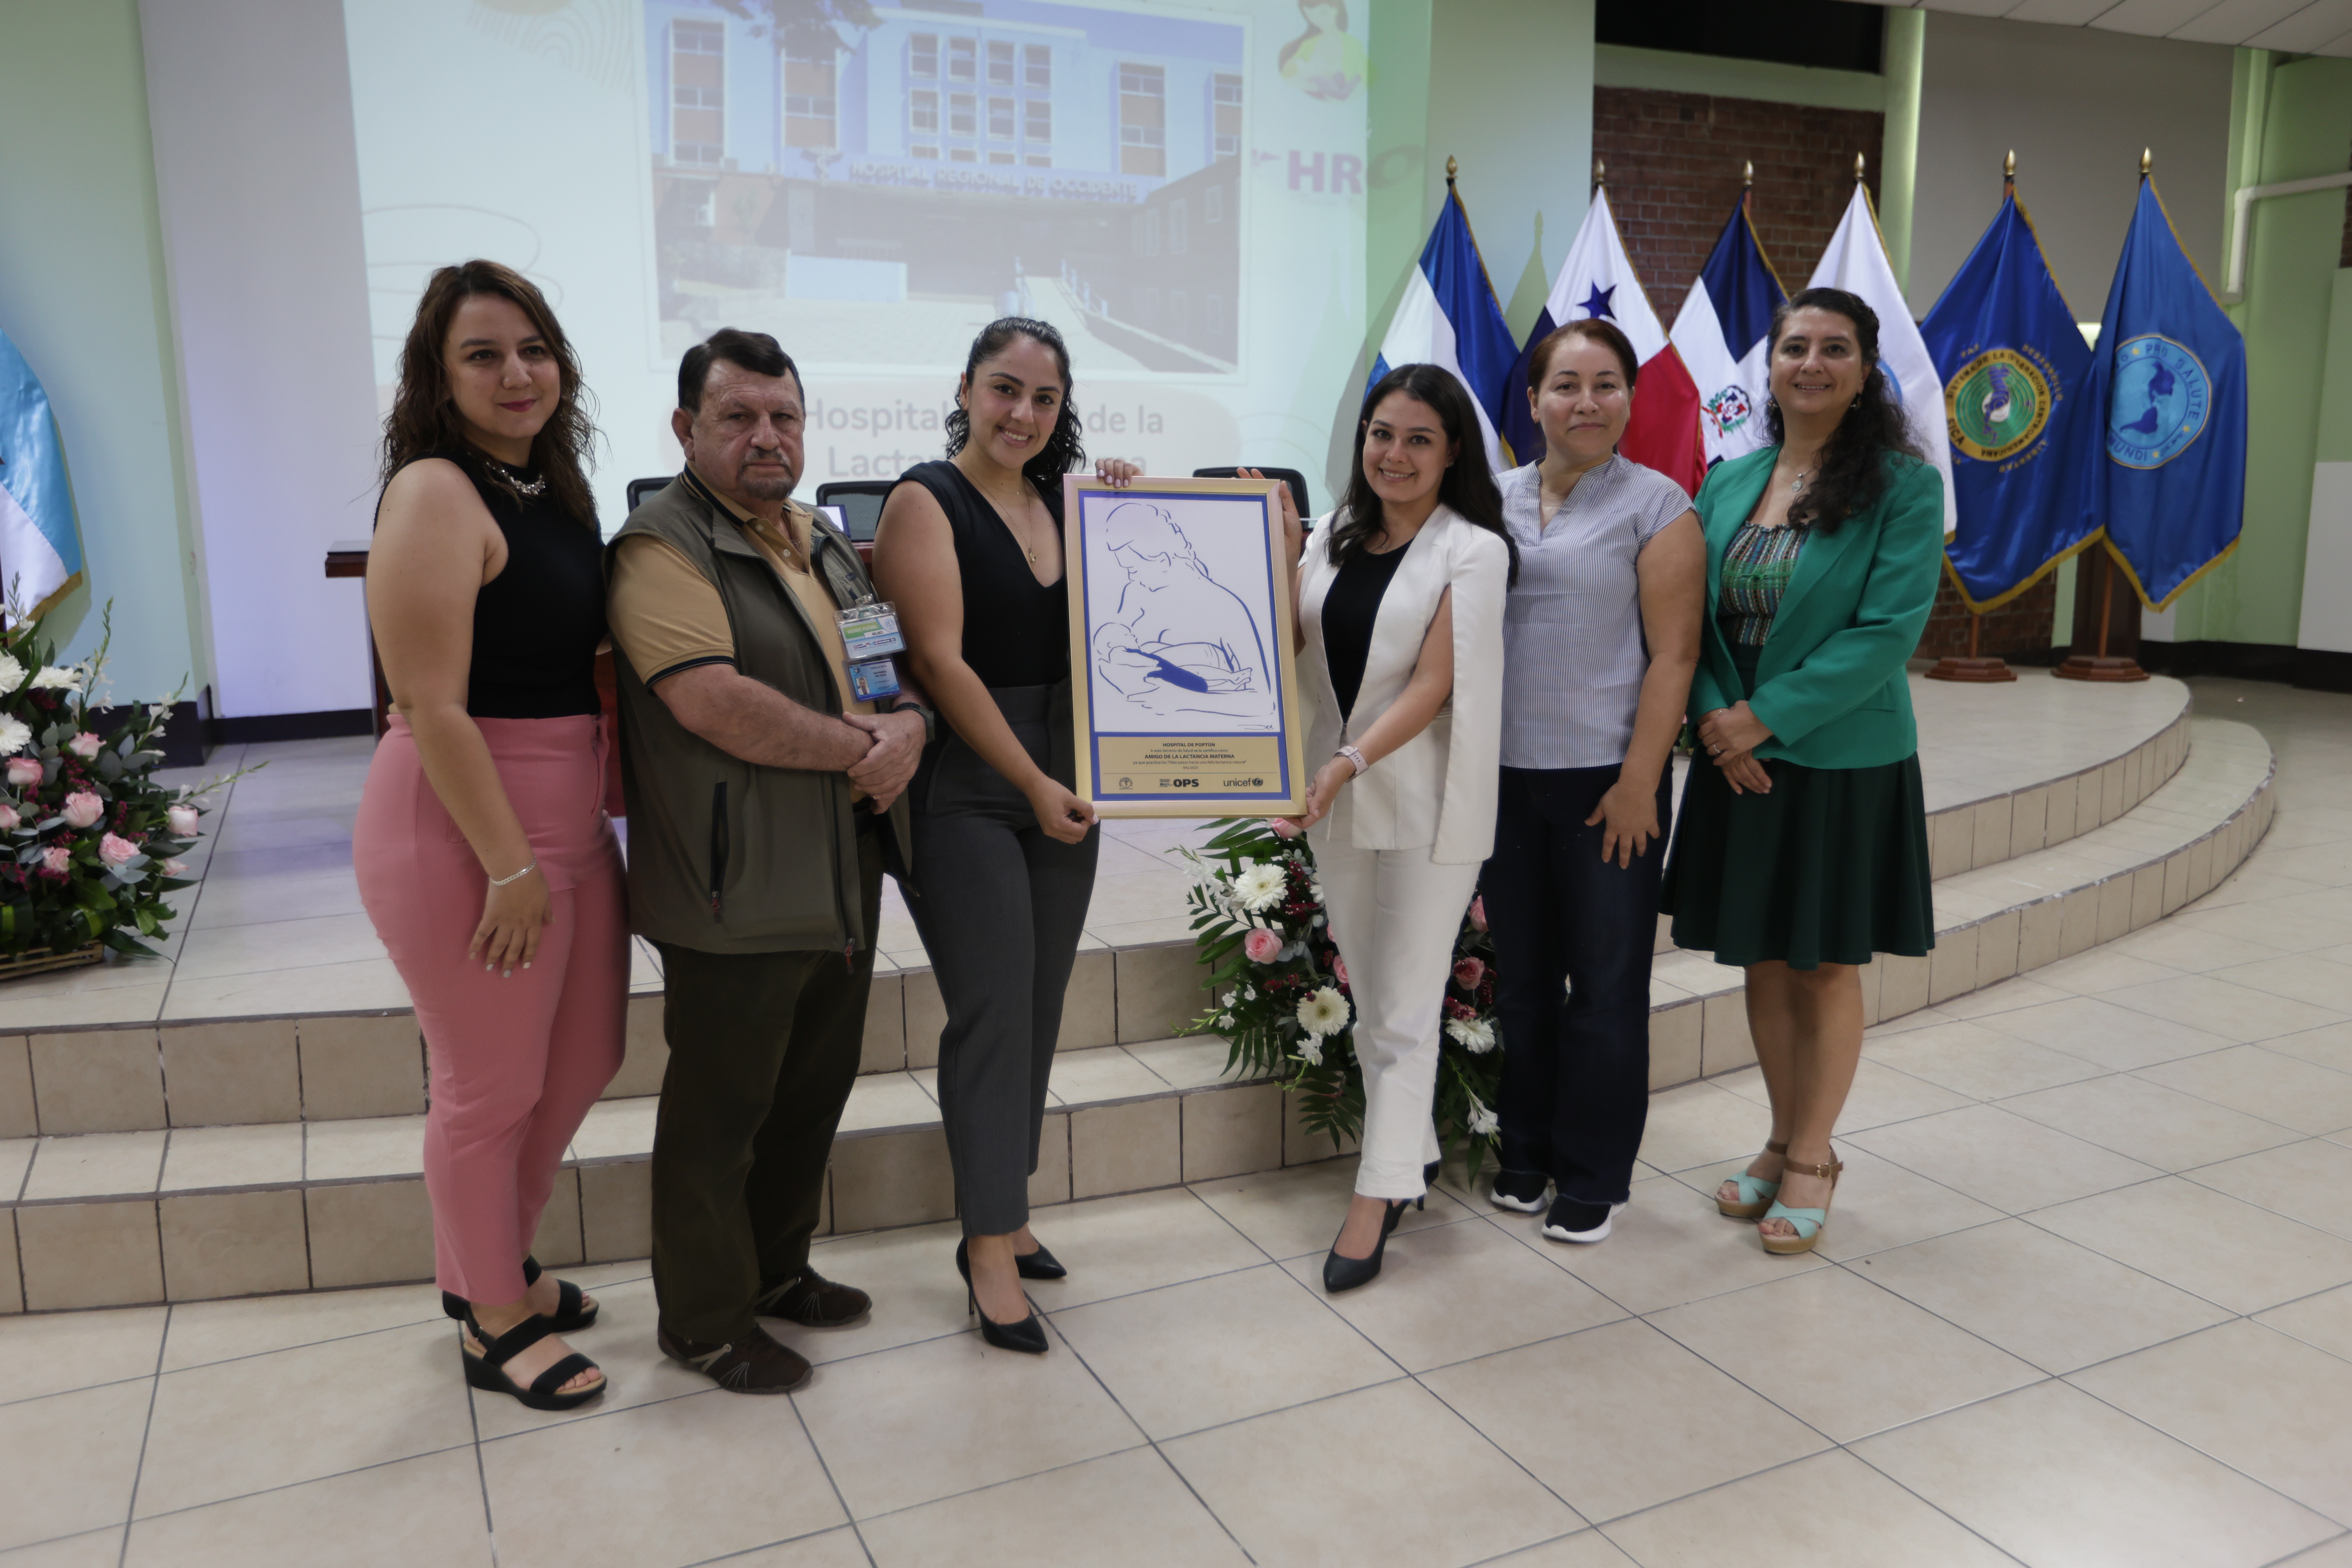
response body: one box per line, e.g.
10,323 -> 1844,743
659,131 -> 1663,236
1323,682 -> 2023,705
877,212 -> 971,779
906,682 -> 1099,1236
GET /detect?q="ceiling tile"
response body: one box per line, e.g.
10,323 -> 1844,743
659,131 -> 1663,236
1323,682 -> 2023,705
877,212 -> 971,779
2088,0 -> 2224,34
2169,0 -> 2314,41
2245,0 -> 2352,47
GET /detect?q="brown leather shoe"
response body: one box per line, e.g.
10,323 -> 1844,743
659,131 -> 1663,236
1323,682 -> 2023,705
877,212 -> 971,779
657,1323 -> 812,1394
756,1267 -> 872,1328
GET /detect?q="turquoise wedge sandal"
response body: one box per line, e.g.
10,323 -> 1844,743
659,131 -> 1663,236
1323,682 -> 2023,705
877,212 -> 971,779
1759,1154 -> 1843,1256
1714,1140 -> 1789,1220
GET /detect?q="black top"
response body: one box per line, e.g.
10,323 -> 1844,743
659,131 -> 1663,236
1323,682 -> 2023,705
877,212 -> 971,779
1321,544 -> 1409,722
893,459 -> 1068,688
387,450 -> 607,719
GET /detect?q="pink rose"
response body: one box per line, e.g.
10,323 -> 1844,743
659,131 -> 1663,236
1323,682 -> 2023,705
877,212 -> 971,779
166,805 -> 200,838
160,857 -> 189,878
99,833 -> 140,867
1331,953 -> 1349,988
1454,956 -> 1485,989
38,845 -> 71,877
4,758 -> 38,788
1468,895 -> 1488,932
1242,928 -> 1282,964
0,802 -> 16,832
65,732 -> 102,761
61,790 -> 104,829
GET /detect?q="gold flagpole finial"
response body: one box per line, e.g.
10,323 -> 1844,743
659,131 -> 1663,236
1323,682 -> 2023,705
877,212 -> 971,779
1445,155 -> 1458,185
1855,152 -> 1866,182
1742,160 -> 1754,187
2004,149 -> 2016,182
1593,157 -> 1605,189
2140,147 -> 2152,178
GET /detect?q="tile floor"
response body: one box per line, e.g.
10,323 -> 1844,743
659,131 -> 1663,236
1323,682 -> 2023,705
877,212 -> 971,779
0,671 -> 2189,1033
0,676 -> 2343,1565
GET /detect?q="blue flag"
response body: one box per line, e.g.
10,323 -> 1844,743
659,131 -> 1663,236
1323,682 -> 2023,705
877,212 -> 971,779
1921,184 -> 2098,610
0,327 -> 85,619
1372,184 -> 1518,469
2083,179 -> 2247,610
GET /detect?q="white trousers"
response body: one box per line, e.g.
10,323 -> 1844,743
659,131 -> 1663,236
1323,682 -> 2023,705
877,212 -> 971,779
1311,822 -> 1483,1200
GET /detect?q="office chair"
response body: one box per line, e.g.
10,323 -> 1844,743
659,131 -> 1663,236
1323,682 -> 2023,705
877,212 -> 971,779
813,480 -> 896,543
625,476 -> 671,513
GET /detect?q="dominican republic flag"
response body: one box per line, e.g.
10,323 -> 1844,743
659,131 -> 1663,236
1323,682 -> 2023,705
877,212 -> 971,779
0,327 -> 83,620
1671,195 -> 1786,470
1806,183 -> 1956,532
1501,187 -> 1705,495
1370,182 -> 1519,470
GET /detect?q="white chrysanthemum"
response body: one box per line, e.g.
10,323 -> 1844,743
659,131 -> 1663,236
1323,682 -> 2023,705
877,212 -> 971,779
1230,862 -> 1286,913
1296,986 -> 1350,1038
29,666 -> 81,691
0,715 -> 28,757
1446,1017 -> 1498,1054
1294,1036 -> 1324,1067
1466,1097 -> 1499,1138
0,653 -> 22,695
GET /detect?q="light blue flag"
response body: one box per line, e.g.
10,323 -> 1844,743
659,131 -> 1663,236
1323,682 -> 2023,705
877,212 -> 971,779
1370,180 -> 1517,469
2082,177 -> 2247,610
0,328 -> 84,618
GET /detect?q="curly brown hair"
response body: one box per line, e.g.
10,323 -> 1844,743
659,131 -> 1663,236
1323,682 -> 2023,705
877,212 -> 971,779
1762,287 -> 1923,536
379,260 -> 599,528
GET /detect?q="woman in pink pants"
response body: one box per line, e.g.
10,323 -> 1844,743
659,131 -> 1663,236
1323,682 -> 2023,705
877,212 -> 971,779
354,260 -> 625,1412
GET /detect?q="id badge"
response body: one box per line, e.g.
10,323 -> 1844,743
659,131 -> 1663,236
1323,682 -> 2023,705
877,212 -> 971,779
849,658 -> 902,702
836,603 -> 907,661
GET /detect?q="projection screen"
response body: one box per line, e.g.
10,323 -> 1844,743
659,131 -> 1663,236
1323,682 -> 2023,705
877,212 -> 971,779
342,0 -> 1373,524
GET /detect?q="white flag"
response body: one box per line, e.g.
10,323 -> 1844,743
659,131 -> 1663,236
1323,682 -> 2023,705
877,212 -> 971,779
1807,184 -> 1956,532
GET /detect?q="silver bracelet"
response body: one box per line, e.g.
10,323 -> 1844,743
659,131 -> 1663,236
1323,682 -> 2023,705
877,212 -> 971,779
487,860 -> 538,887
1336,744 -> 1368,776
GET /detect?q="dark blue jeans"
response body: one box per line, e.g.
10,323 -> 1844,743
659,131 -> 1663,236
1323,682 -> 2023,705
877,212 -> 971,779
1480,764 -> 1670,1205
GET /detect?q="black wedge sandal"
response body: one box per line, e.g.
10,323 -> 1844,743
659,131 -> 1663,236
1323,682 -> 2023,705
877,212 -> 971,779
461,1310 -> 607,1412
442,1256 -> 598,1333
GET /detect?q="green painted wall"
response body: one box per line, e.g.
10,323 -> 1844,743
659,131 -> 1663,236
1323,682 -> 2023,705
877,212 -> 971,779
2167,53 -> 2352,647
2318,269 -> 2352,468
0,0 -> 207,705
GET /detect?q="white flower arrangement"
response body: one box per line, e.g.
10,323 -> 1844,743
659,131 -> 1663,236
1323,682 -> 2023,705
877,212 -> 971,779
1294,1036 -> 1325,1067
1445,1016 -> 1498,1054
1466,1097 -> 1499,1138
1296,985 -> 1350,1038
0,653 -> 22,696
0,715 -> 29,758
1230,861 -> 1287,913
29,666 -> 82,692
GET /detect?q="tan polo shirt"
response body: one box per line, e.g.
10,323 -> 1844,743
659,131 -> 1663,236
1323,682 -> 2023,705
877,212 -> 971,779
607,473 -> 874,720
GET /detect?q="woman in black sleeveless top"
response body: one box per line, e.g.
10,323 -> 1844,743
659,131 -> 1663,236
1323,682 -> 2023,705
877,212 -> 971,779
873,318 -> 1139,1354
352,261 -> 625,1412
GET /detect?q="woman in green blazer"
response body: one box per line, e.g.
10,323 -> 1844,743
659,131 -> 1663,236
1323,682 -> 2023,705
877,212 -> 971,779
1660,286 -> 1944,1256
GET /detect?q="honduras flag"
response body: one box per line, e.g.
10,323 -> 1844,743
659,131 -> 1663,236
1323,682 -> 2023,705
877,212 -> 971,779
1921,180 -> 2098,611
1502,187 -> 1706,494
0,328 -> 83,619
2082,178 -> 2246,610
1371,182 -> 1518,470
1671,194 -> 1786,470
1807,183 -> 1957,532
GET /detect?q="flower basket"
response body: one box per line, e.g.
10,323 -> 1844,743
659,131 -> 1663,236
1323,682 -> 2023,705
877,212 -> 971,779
1,592 -> 251,968
1177,818 -> 1503,1176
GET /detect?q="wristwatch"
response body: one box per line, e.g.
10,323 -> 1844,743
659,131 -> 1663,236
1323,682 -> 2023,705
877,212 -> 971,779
889,698 -> 938,746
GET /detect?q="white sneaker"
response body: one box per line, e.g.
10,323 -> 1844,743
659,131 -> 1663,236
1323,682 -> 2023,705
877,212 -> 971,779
1541,1198 -> 1627,1244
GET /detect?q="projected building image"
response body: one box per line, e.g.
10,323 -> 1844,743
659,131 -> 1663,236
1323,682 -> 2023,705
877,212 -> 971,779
647,1 -> 1244,373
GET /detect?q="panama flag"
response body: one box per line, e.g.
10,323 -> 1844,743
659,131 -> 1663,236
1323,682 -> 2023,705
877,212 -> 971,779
1370,180 -> 1519,470
1806,183 -> 1956,531
1500,187 -> 1706,495
0,327 -> 84,619
1671,194 -> 1787,470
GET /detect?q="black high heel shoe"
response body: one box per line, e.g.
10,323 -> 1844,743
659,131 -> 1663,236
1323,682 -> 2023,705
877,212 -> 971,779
1013,1242 -> 1067,1281
954,1238 -> 1048,1354
1321,1199 -> 1411,1294
442,1256 -> 597,1334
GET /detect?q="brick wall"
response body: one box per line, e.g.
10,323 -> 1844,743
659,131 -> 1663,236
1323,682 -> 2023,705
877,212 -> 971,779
1915,572 -> 2060,661
1592,86 -> 1885,305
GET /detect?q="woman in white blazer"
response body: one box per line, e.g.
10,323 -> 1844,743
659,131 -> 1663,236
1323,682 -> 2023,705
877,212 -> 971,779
1271,362 -> 1515,1294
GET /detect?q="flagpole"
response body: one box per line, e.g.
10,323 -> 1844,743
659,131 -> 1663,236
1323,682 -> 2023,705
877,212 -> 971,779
2055,150 -> 2154,684
1928,149 -> 2024,684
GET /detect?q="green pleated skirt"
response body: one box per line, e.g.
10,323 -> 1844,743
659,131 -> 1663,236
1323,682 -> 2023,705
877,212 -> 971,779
1661,651 -> 1935,970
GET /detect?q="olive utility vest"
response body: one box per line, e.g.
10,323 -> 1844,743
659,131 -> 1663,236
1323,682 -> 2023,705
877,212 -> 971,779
607,473 -> 911,955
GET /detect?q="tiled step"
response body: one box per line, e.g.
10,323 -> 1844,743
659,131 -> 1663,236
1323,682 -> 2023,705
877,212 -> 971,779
0,680 -> 2194,1138
0,1039 -> 1336,1312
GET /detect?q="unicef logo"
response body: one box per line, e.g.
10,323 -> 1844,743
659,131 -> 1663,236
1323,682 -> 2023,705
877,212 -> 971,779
1945,348 -> 2051,463
2107,335 -> 2210,468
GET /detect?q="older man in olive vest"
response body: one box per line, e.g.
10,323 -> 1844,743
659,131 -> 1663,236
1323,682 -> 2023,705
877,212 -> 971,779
606,328 -> 932,1392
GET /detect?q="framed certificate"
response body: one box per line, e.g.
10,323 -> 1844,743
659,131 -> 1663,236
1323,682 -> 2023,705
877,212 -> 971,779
1063,474 -> 1308,818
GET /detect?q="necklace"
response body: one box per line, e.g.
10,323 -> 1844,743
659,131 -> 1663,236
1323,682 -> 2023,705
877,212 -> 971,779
478,454 -> 548,498
1788,466 -> 1814,496
968,471 -> 1043,564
